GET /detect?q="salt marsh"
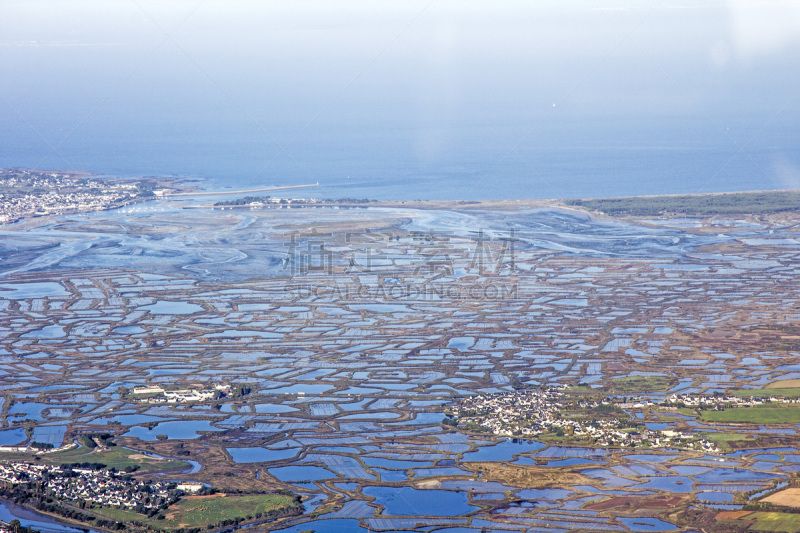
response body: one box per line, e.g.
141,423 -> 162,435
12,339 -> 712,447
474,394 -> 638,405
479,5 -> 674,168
4,202 -> 800,530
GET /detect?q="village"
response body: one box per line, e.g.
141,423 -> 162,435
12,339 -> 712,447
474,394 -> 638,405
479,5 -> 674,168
446,388 -> 798,452
130,383 -> 230,404
0,169 -> 160,224
0,462 -> 191,511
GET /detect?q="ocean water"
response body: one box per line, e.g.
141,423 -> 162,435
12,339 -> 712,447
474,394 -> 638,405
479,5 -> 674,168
2,2 -> 799,200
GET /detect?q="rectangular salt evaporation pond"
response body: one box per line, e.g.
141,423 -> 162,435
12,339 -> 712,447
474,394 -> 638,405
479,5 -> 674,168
31,425 -> 67,447
338,412 -> 401,420
362,486 -> 479,516
534,446 -> 608,460
227,447 -> 299,463
362,457 -> 433,470
255,403 -> 299,414
633,476 -> 695,493
124,420 -> 222,441
694,468 -> 783,483
269,465 -> 337,482
262,384 -> 335,395
624,454 -> 680,463
447,337 -> 474,351
616,517 -> 678,532
206,330 -> 283,339
0,428 -> 27,446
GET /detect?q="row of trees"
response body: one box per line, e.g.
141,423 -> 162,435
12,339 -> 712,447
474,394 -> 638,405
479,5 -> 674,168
567,191 -> 800,217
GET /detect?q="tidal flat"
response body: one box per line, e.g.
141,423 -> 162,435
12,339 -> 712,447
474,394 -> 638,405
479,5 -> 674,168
4,198 -> 800,531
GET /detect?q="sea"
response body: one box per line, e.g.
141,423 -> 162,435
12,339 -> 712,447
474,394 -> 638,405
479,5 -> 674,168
2,1 -> 799,200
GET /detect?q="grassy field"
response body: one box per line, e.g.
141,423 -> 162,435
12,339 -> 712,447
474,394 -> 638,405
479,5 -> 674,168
40,445 -> 191,472
609,375 -> 673,392
700,407 -> 800,424
697,432 -> 750,450
763,488 -> 800,508
463,461 -> 593,489
767,379 -> 800,389
94,493 -> 296,530
748,512 -> 800,532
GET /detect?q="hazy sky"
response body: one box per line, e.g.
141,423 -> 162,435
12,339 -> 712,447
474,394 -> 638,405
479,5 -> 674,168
2,1 -> 799,196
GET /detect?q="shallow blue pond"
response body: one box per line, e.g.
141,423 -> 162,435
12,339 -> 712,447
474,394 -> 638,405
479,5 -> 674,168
447,337 -> 474,351
125,420 -> 222,440
617,516 -> 678,531
91,414 -> 167,426
264,383 -> 334,395
694,468 -> 780,483
697,492 -> 734,502
363,486 -> 478,516
461,439 -> 544,462
254,403 -> 299,414
112,325 -> 145,334
21,325 -> 66,339
227,447 -> 299,463
0,428 -> 27,446
516,488 -> 573,500
635,476 -> 694,493
363,457 -> 428,470
623,454 -> 677,463
373,468 -> 408,482
270,465 -> 337,482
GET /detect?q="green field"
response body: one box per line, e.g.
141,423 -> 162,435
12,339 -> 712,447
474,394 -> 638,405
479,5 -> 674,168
566,190 -> 800,217
94,493 -> 296,530
749,512 -> 800,532
698,432 -> 749,450
700,407 -> 800,424
609,375 -> 673,392
38,445 -> 190,472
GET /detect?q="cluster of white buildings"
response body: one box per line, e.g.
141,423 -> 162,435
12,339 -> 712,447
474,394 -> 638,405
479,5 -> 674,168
662,393 -> 798,408
451,387 -> 565,435
450,388 -> 719,451
0,462 -> 175,510
0,172 -> 147,224
131,383 -> 229,403
213,197 -> 321,210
